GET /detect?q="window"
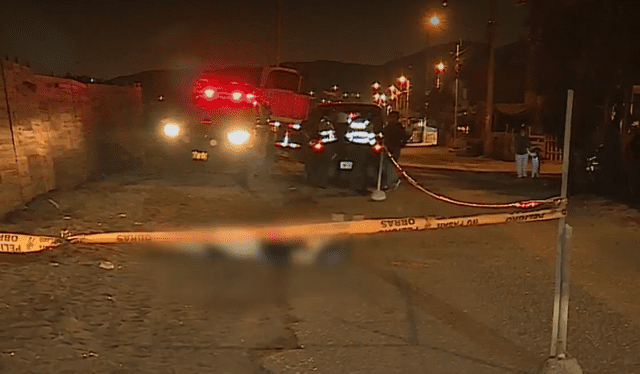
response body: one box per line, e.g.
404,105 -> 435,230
205,67 -> 261,86
265,70 -> 300,92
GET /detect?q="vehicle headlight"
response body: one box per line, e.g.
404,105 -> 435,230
227,130 -> 251,146
163,123 -> 181,138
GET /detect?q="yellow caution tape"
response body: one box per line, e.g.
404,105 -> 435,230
1,206 -> 566,253
66,206 -> 566,246
0,233 -> 61,253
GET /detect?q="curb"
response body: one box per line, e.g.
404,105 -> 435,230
399,163 -> 562,176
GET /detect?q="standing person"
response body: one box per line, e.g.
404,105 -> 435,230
383,111 -> 410,189
514,125 -> 531,178
529,147 -> 541,178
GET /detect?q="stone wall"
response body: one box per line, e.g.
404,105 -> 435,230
0,61 -> 142,218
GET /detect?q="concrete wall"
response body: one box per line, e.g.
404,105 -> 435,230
0,61 -> 142,217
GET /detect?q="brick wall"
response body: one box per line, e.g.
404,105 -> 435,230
0,61 -> 142,218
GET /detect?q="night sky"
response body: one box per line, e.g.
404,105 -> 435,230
0,0 -> 529,80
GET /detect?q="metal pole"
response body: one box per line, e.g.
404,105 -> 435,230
371,151 -> 387,201
453,41 -> 460,143
558,224 -> 573,357
550,89 -> 574,357
483,0 -> 497,155
276,0 -> 282,66
406,81 -> 410,118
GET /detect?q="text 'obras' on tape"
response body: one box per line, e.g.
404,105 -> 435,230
1,207 -> 566,254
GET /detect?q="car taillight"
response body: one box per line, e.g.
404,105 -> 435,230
231,91 -> 243,102
373,143 -> 385,154
204,88 -> 215,98
311,140 -> 324,153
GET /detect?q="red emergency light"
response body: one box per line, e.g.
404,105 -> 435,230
193,75 -> 257,110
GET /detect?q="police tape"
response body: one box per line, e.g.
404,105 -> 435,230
388,150 -> 565,209
0,233 -> 62,253
0,206 -> 566,253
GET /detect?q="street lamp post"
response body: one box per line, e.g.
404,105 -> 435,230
453,40 -> 461,143
397,76 -> 410,118
276,0 -> 282,66
483,0 -> 497,155
425,10 -> 443,118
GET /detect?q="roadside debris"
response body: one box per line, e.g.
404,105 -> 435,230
47,199 -> 60,209
82,351 -> 98,358
99,261 -> 115,270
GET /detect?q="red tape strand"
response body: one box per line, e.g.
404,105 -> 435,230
388,150 -> 565,209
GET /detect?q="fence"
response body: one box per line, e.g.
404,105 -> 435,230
530,133 -> 563,161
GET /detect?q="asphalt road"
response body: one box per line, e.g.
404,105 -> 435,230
0,159 -> 638,374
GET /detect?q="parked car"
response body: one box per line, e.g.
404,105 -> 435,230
302,102 -> 385,193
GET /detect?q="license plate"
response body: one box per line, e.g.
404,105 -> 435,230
192,151 -> 209,161
339,161 -> 353,170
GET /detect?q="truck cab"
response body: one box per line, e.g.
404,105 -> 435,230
186,66 -> 311,164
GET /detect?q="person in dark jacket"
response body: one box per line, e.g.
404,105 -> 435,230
514,125 -> 531,178
382,111 -> 410,188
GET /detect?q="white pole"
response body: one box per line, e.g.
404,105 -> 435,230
558,224 -> 573,357
550,89 -> 573,357
371,151 -> 387,201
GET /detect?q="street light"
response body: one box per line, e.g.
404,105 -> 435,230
429,15 -> 441,27
425,11 -> 444,33
397,76 -> 411,118
372,82 -> 380,90
435,62 -> 446,89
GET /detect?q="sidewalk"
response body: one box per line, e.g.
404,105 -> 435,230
399,146 -> 563,175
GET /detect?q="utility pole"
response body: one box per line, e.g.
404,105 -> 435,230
483,0 -> 497,155
276,0 -> 282,66
453,40 -> 461,143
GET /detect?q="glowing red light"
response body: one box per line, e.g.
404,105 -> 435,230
312,141 -> 324,153
231,91 -> 243,102
373,144 -> 384,154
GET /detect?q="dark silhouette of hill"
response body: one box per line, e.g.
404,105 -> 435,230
108,41 -> 530,113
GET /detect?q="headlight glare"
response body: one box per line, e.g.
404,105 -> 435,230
163,123 -> 180,138
227,130 -> 251,146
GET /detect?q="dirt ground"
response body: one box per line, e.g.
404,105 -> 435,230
0,158 -> 639,373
